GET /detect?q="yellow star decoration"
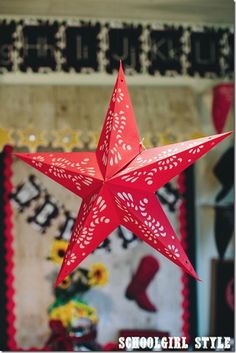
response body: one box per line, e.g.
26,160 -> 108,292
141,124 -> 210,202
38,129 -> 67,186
87,131 -> 100,150
2,127 -> 206,152
17,128 -> 47,152
141,133 -> 152,149
159,131 -> 206,147
189,131 -> 206,139
0,128 -> 14,151
52,128 -> 83,152
159,130 -> 179,146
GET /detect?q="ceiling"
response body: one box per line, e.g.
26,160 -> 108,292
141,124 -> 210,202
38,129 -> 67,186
0,0 -> 234,25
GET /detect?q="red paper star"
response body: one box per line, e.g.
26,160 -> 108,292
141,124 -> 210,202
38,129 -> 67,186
16,63 -> 231,286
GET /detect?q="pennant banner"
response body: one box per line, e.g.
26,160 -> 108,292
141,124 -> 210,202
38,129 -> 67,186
212,83 -> 234,134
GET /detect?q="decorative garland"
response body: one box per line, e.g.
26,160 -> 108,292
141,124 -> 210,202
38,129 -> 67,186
178,167 -> 197,344
2,146 -> 18,350
0,18 -> 233,78
178,172 -> 190,342
0,127 -> 205,152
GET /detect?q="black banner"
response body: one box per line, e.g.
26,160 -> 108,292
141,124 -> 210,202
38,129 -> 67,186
0,18 -> 233,78
148,25 -> 184,75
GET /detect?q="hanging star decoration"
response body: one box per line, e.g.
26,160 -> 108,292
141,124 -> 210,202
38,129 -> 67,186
16,63 -> 231,286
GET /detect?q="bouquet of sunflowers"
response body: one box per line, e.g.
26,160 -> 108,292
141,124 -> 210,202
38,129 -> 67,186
46,239 -> 109,350
49,299 -> 97,329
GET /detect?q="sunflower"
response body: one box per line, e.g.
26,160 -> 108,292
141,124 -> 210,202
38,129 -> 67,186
49,303 -> 72,328
59,276 -> 71,289
88,263 -> 109,287
49,239 -> 69,264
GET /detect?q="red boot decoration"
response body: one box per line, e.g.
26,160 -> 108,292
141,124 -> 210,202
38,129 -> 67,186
125,255 -> 160,312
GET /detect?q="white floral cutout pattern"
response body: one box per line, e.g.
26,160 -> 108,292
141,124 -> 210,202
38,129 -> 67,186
121,170 -> 144,183
115,192 -> 167,244
133,148 -> 179,167
46,156 -> 96,191
118,148 -> 183,185
115,138 -> 212,186
32,155 -> 45,168
135,154 -> 160,167
65,251 -> 77,266
99,110 -> 132,167
71,175 -> 93,190
99,112 -> 113,166
71,194 -> 98,244
49,157 -> 95,176
187,142 -> 204,154
144,218 -> 166,237
112,88 -> 124,103
121,167 -> 158,185
72,196 -> 110,255
122,140 -> 207,177
164,244 -> 180,260
157,155 -> 182,171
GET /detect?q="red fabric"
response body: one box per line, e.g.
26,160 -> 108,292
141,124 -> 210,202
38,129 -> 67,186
212,83 -> 233,133
44,320 -> 73,351
44,320 -> 97,351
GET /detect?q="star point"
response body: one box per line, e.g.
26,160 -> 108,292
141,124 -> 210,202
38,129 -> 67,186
15,63 -> 232,286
